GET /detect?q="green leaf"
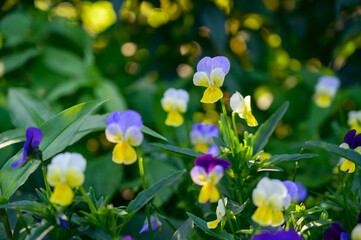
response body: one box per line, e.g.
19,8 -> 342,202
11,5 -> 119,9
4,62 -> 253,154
152,143 -> 201,158
141,126 -> 168,142
0,100 -> 105,199
263,153 -> 318,164
0,129 -> 26,149
94,80 -> 127,112
186,212 -> 232,240
305,140 -> 361,165
7,88 -> 54,128
252,102 -> 289,154
172,218 -> 193,240
300,220 -> 331,233
0,12 -> 32,47
26,222 -> 54,240
126,169 -> 185,213
43,47 -> 84,76
2,49 -> 39,75
70,114 -> 108,145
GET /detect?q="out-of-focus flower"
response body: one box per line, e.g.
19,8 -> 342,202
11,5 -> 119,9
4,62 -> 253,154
283,181 -> 308,204
207,198 -> 227,229
12,127 -> 43,168
105,110 -> 144,164
348,111 -> 361,134
161,88 -> 189,127
313,76 -> 340,108
252,177 -> 290,227
324,222 -> 350,240
123,236 -> 132,240
59,216 -> 68,229
352,224 -> 361,240
139,216 -> 162,233
339,130 -> 361,173
190,154 -> 231,203
80,1 -> 116,35
190,123 -> 220,155
230,91 -> 258,127
47,153 -> 86,206
193,56 -> 230,104
253,229 -> 302,240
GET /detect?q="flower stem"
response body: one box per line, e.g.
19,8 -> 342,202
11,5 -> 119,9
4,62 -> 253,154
220,99 -> 235,157
39,156 -> 51,197
79,185 -> 97,214
218,184 -> 237,240
0,209 -> 12,240
231,112 -> 240,145
136,148 -> 153,240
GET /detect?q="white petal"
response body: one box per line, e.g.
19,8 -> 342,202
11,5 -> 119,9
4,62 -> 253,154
190,166 -> 208,186
208,165 -> 224,184
252,188 -> 266,207
230,91 -> 245,115
244,95 -> 252,112
193,71 -> 210,87
51,153 -> 71,173
125,126 -> 143,146
210,68 -> 225,87
105,123 -> 123,143
68,153 -> 87,172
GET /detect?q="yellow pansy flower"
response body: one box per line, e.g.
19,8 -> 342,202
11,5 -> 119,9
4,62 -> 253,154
161,88 -> 189,127
230,91 -> 258,127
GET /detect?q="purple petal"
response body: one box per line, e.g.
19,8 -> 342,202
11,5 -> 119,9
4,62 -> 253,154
197,57 -> 212,75
283,181 -> 298,201
107,111 -> 122,125
194,154 -> 213,171
254,230 -> 302,240
118,110 -> 143,133
358,212 -> 361,223
344,130 -> 356,146
211,56 -> 230,75
324,227 -> 340,240
352,133 -> 361,149
26,127 -> 42,148
139,217 -> 160,234
209,157 -> 231,172
340,232 -> 350,240
295,182 -> 308,202
332,222 -> 344,234
59,218 -> 67,228
206,145 -> 220,156
123,236 -> 132,240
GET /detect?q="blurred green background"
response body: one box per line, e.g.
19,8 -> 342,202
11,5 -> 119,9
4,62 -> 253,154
1,0 -> 361,238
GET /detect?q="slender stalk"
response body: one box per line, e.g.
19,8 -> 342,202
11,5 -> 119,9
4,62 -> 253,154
220,99 -> 235,157
15,207 -> 30,235
136,148 -> 154,240
79,186 -> 97,214
40,160 -> 51,197
218,184 -> 237,240
0,209 -> 12,240
231,112 -> 240,145
292,161 -> 299,182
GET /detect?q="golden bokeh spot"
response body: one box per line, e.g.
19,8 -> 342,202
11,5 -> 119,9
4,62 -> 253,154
289,59 -> 302,71
121,42 -> 138,57
263,0 -> 279,11
0,61 -> 4,78
147,8 -> 169,28
34,0 -> 51,11
53,2 -> 78,19
226,18 -> 240,35
122,189 -> 135,200
2,0 -> 18,11
86,138 -> 99,153
125,61 -> 139,75
93,36 -> 110,51
268,34 -> 282,48
254,87 -> 274,110
176,64 -> 194,78
244,14 -> 262,30
284,76 -> 298,89
230,34 -> 247,55
306,58 -> 322,73
275,50 -> 290,69
275,122 -> 291,139
213,0 -> 233,14
199,26 -> 211,38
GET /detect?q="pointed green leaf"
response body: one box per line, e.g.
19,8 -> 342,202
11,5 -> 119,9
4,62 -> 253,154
0,129 -> 26,149
152,143 -> 201,158
0,100 -> 105,199
172,218 -> 193,240
305,140 -> 361,165
186,212 -> 232,240
263,153 -> 318,164
141,126 -> 168,142
94,80 -> 127,112
252,102 -> 289,154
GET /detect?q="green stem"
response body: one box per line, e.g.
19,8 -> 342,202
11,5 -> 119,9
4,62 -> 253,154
292,161 -> 299,182
79,186 -> 97,214
137,148 -> 153,240
231,112 -> 240,145
220,99 -> 235,157
40,160 -> 51,197
0,209 -> 12,240
218,184 -> 237,240
16,207 -> 30,235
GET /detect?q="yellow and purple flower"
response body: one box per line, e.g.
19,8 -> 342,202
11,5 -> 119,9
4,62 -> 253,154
12,127 -> 43,168
193,56 -> 230,104
339,129 -> 361,173
253,229 -> 302,240
47,152 -> 87,206
283,181 -> 308,204
324,222 -> 350,240
313,76 -> 340,108
190,123 -> 220,155
190,154 -> 231,203
161,88 -> 189,127
105,110 -> 144,165
252,177 -> 290,227
230,91 -> 258,127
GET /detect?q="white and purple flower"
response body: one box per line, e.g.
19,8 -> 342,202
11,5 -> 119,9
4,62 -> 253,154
190,123 -> 220,155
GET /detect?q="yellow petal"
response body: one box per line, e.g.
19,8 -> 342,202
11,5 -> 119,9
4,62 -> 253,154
198,182 -> 220,203
252,205 -> 272,226
314,93 -> 331,108
50,183 -> 74,206
246,112 -> 258,127
341,160 -> 356,173
201,86 -> 223,104
113,141 -> 137,165
207,219 -> 219,229
165,110 -> 184,127
194,143 -> 209,153
65,167 -> 85,187
271,210 -> 284,227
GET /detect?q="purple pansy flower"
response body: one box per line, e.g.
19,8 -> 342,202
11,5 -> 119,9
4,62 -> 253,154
283,181 -> 308,203
324,222 -> 350,240
339,129 -> 361,173
253,229 -> 302,240
194,154 -> 231,173
139,216 -> 161,234
12,127 -> 43,168
190,123 -> 220,155
343,130 -> 361,150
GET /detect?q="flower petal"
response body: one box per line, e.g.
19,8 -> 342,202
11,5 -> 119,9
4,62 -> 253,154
208,165 -> 224,184
211,56 -> 230,75
106,111 -> 122,125
68,153 -> 87,172
27,127 -> 43,148
230,91 -> 245,115
193,71 -> 210,87
344,130 -> 356,146
113,141 -> 137,165
210,68 -> 225,87
340,159 -> 355,173
125,126 -> 144,146
47,165 -> 62,187
201,86 -> 223,104
65,167 -> 85,187
198,182 -> 219,203
50,183 -> 74,206
105,123 -> 123,143
271,211 -> 284,227
207,219 -> 219,229
190,166 -> 208,186
197,57 -> 212,74
252,205 -> 273,226
165,110 -> 184,127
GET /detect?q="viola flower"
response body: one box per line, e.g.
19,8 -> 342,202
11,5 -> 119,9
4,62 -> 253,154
324,222 -> 350,240
190,123 -> 220,155
352,224 -> 361,240
190,154 -> 231,203
47,152 -> 87,206
105,110 -> 144,164
339,129 -> 361,173
313,76 -> 340,108
348,111 -> 361,134
207,198 -> 227,229
253,229 -> 302,240
283,181 -> 308,204
139,216 -> 162,234
252,177 -> 290,227
161,88 -> 189,127
193,56 -> 230,104
12,127 -> 43,168
230,91 -> 258,127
